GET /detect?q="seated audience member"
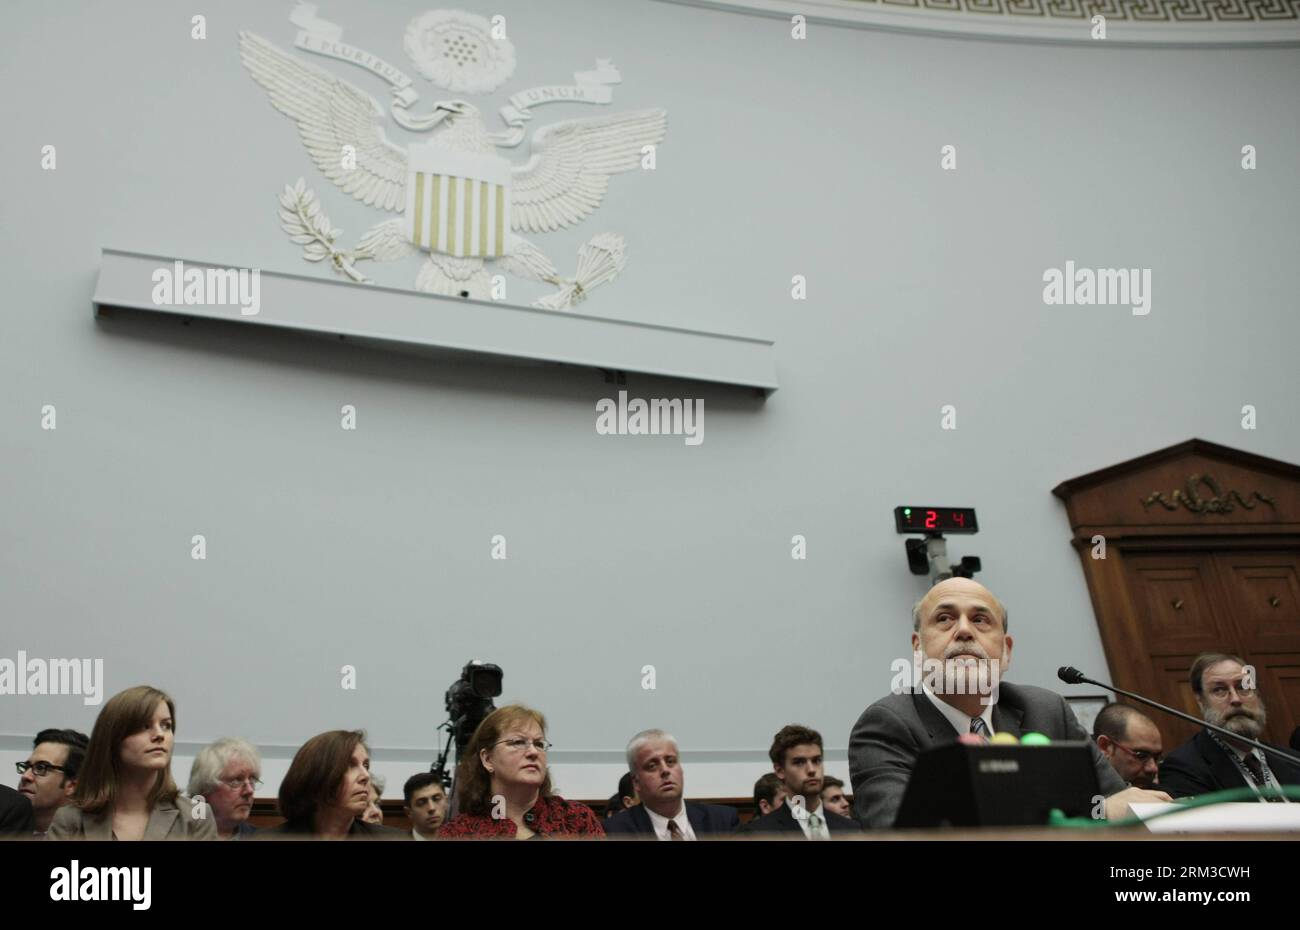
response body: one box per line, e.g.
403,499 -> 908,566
0,785 -> 35,838
849,579 -> 1170,827
403,772 -> 448,840
604,729 -> 739,839
438,704 -> 604,839
1092,704 -> 1163,789
739,726 -> 862,837
1159,653 -> 1300,800
187,737 -> 263,840
363,773 -> 386,825
17,728 -> 88,838
274,730 -> 407,839
752,772 -> 786,819
49,686 -> 216,840
603,771 -> 638,818
820,775 -> 852,819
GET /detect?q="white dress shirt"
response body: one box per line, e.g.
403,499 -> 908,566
923,684 -> 996,737
644,802 -> 697,840
791,798 -> 832,840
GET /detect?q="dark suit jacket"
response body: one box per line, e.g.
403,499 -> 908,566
1159,729 -> 1300,799
0,785 -> 36,838
603,801 -> 740,838
848,682 -> 1127,828
735,801 -> 862,837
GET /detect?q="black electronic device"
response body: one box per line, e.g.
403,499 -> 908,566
893,742 -> 1100,828
894,506 -> 978,534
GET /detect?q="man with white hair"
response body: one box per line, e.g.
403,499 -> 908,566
187,737 -> 263,839
848,577 -> 1171,827
604,729 -> 739,839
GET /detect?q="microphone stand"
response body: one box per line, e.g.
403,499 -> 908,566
1058,667 -> 1300,769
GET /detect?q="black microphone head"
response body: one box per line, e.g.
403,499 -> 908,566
1057,666 -> 1086,685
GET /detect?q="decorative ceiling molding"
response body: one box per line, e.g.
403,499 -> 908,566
656,0 -> 1300,45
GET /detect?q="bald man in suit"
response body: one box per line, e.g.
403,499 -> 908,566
849,578 -> 1170,828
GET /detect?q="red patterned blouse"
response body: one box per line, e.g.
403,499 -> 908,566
438,795 -> 606,839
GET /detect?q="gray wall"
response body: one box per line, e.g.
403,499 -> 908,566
2,0 -> 1298,794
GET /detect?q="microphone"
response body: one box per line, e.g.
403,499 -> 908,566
1057,666 -> 1300,769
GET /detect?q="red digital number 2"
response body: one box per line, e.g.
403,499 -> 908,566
925,510 -> 937,529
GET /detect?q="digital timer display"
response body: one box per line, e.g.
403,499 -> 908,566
894,506 -> 978,534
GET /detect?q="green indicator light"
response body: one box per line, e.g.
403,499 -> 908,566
904,508 -> 911,516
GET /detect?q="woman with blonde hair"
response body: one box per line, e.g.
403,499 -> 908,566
438,704 -> 604,839
49,685 -> 215,840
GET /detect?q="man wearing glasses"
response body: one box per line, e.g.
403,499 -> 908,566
15,728 -> 88,838
1092,703 -> 1163,789
187,737 -> 264,839
1160,653 -> 1300,801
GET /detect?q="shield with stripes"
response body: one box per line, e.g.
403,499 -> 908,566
404,144 -> 513,258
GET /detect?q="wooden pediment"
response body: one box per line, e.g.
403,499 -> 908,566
1052,439 -> 1300,537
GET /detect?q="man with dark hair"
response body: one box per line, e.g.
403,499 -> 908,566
16,728 -> 89,837
820,775 -> 852,818
738,725 -> 861,837
604,771 -> 638,818
752,772 -> 786,818
402,772 -> 448,840
1092,703 -> 1163,789
849,578 -> 1168,827
1160,653 -> 1300,800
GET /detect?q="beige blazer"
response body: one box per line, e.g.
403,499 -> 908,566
48,794 -> 217,840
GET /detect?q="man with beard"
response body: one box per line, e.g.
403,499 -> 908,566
1160,653 -> 1300,800
849,578 -> 1170,828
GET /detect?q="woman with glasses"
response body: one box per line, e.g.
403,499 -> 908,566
439,704 -> 605,839
187,737 -> 264,839
48,685 -> 217,840
271,730 -> 406,839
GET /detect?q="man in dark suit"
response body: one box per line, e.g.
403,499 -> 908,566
604,729 -> 739,839
737,725 -> 861,837
0,784 -> 37,837
848,578 -> 1170,828
1160,653 -> 1300,800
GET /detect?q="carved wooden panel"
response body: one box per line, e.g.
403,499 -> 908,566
1122,552 -> 1235,656
1054,440 -> 1300,756
1214,552 -> 1300,653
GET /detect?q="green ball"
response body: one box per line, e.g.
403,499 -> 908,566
1020,731 -> 1052,746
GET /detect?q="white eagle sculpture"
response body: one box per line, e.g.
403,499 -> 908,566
238,31 -> 667,309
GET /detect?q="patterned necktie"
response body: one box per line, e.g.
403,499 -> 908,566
970,717 -> 990,740
1241,753 -> 1282,802
667,819 -> 685,840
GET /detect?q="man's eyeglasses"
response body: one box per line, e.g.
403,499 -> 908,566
1114,743 -> 1162,765
496,738 -> 552,754
16,761 -> 67,778
217,776 -> 263,791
